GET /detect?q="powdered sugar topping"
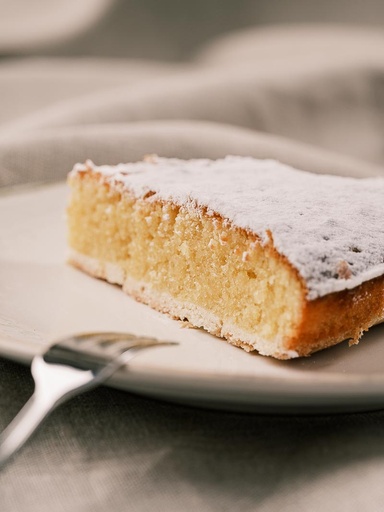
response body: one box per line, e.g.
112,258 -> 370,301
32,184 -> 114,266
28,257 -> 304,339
71,156 -> 384,300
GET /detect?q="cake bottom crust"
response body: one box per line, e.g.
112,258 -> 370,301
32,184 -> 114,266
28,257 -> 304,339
68,249 -> 300,360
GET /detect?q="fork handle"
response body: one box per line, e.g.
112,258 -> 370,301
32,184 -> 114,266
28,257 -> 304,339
0,357 -> 95,468
0,393 -> 54,467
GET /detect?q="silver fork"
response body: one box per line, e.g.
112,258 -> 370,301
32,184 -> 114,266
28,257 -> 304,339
0,332 -> 176,468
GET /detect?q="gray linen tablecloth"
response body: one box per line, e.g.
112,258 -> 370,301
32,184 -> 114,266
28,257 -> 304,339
1,3 -> 384,510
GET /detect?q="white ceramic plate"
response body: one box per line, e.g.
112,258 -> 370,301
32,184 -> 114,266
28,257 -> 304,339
2,182 -> 384,414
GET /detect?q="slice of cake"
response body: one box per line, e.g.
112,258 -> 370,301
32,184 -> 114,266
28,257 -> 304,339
67,156 -> 384,359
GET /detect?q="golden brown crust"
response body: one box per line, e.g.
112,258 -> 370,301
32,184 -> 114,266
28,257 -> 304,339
290,274 -> 384,356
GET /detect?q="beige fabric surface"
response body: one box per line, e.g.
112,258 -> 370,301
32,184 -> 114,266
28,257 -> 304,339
1,16 -> 384,512
0,25 -> 383,189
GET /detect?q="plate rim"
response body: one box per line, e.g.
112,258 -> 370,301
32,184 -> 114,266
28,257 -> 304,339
2,180 -> 384,414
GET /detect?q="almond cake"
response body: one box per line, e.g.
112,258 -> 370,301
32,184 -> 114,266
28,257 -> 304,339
67,156 -> 384,359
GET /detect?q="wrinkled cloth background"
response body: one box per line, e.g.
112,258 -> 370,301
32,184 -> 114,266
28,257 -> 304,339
1,1 -> 384,511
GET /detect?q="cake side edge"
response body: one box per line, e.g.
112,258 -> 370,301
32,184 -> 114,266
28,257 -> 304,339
68,249 -> 301,360
68,249 -> 384,359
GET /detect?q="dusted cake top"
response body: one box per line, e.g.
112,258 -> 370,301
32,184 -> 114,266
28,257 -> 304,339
71,156 -> 384,300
